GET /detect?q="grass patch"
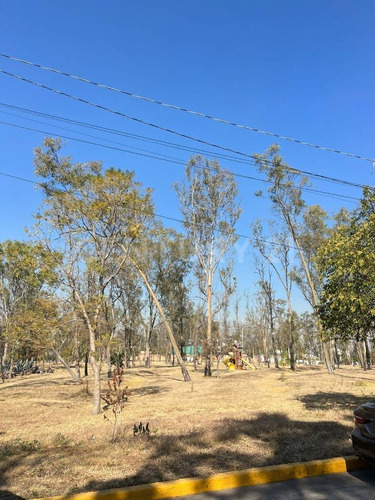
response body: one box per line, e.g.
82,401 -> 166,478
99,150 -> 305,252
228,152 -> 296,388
0,364 -> 373,498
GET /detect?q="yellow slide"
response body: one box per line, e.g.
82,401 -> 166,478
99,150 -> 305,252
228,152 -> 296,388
222,355 -> 236,370
242,358 -> 256,370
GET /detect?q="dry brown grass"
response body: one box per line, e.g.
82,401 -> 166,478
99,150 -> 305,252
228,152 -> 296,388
0,363 -> 374,499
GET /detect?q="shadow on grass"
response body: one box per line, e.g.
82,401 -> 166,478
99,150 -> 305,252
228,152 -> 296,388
0,378 -> 65,392
63,412 -> 355,498
0,455 -> 26,499
131,385 -> 168,396
0,490 -> 26,500
0,410 -> 363,499
299,392 -> 367,418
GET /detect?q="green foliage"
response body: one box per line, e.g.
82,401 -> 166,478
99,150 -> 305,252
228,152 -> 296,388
317,187 -> 375,341
174,156 -> 241,266
0,438 -> 41,459
53,433 -> 72,447
0,240 -> 59,364
174,155 -> 241,376
254,144 -> 308,220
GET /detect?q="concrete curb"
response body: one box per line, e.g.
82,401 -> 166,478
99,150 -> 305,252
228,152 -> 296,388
33,455 -> 368,500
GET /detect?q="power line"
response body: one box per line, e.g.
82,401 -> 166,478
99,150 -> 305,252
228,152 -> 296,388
0,119 -> 360,203
1,52 -> 373,164
0,101 -> 366,191
0,103 -> 256,167
0,70 -> 372,196
0,109 -> 188,165
1,68 -> 268,163
0,168 -> 300,250
0,120 -> 187,166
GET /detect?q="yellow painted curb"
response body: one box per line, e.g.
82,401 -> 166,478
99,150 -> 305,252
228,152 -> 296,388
33,455 -> 368,500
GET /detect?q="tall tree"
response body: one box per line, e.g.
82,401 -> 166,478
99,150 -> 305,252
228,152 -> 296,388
254,144 -> 334,373
317,187 -> 375,369
292,205 -> 330,308
252,221 -> 295,369
174,156 -> 241,376
134,226 -> 191,367
254,258 -> 280,369
33,138 -> 153,413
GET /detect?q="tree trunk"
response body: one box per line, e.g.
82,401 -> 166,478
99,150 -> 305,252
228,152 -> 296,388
72,309 -> 81,379
51,347 -> 82,383
90,354 -> 101,414
132,260 -> 191,382
322,339 -> 334,373
287,299 -> 295,371
365,337 -> 372,370
287,217 -> 334,374
84,351 -> 89,377
356,340 -> 366,370
269,299 -> 279,369
2,342 -> 8,363
334,340 -> 340,368
145,336 -> 151,368
145,322 -> 151,368
106,343 -> 112,378
205,268 -> 214,377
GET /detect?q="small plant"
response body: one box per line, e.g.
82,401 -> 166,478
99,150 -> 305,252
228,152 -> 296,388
133,422 -> 150,436
354,380 -> 366,387
13,360 -> 36,376
102,368 -> 130,441
14,437 -> 41,452
278,371 -> 286,382
53,433 -> 72,447
0,437 -> 41,459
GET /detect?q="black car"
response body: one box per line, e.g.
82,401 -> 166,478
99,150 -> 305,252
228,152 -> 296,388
352,399 -> 375,465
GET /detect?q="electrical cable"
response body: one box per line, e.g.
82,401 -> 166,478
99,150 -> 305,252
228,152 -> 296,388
1,69 -> 372,192
0,68 -> 267,162
0,109 -> 188,165
0,119 -> 360,203
0,168 -> 300,250
1,52 -> 373,163
0,102 -> 366,191
0,102 -> 255,166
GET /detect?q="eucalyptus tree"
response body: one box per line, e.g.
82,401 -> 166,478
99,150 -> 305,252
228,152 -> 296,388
33,138 -> 153,413
174,156 -> 241,376
254,144 -> 334,373
151,228 -> 192,359
112,265 -> 144,368
254,258 -> 280,368
128,225 -> 192,381
291,205 -> 330,308
252,222 -> 295,369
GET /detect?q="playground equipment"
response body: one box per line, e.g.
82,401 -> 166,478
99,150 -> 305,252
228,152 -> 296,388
222,345 -> 256,370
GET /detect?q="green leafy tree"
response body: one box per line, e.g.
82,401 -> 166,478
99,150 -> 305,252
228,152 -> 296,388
317,187 -> 375,369
33,138 -> 153,413
0,240 -> 58,370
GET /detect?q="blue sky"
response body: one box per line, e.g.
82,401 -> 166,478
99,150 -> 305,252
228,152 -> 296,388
0,0 -> 374,313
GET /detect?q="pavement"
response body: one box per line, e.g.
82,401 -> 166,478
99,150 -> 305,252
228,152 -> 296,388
166,469 -> 375,499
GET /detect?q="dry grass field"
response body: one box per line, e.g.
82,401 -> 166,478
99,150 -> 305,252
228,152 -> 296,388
0,362 -> 374,499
